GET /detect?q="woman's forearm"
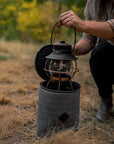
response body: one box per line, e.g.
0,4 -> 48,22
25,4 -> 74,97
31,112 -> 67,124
57,10 -> 114,40
83,21 -> 114,40
72,39 -> 92,56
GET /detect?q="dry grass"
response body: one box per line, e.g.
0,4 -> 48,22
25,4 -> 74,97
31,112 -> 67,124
0,96 -> 11,105
0,39 -> 114,144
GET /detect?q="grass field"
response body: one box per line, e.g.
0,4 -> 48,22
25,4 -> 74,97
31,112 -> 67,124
0,39 -> 114,144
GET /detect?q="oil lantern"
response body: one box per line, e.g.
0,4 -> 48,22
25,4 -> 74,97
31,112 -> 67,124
35,23 -> 81,137
44,40 -> 79,91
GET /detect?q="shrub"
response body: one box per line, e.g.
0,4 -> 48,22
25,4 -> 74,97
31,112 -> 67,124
17,1 -> 57,42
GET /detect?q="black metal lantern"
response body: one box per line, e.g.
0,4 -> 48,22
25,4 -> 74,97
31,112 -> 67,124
44,40 -> 79,90
35,23 -> 80,137
42,22 -> 79,91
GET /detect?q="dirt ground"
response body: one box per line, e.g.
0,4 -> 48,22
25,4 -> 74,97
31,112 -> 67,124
0,39 -> 114,144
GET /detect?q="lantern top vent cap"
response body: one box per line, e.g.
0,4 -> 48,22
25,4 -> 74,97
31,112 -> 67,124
46,41 -> 77,60
55,41 -> 71,46
53,41 -> 71,50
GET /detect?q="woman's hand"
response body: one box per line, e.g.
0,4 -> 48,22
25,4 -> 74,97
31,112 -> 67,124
57,10 -> 85,32
57,10 -> 114,39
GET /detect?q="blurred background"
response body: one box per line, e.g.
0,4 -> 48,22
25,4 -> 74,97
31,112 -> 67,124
0,0 -> 86,43
0,1 -> 114,144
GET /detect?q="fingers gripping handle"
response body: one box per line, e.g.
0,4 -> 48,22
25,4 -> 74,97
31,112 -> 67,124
50,22 -> 76,52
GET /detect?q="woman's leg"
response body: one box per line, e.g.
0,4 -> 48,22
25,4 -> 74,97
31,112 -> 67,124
90,41 -> 114,122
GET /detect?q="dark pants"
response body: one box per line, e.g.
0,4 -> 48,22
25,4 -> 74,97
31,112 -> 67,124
90,41 -> 114,98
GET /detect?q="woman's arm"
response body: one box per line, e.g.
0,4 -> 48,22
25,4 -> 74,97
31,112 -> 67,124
72,39 -> 92,56
57,10 -> 114,40
84,21 -> 114,40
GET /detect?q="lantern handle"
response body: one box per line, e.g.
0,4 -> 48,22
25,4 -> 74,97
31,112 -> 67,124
50,22 -> 76,52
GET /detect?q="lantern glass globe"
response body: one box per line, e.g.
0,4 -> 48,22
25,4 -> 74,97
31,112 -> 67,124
48,59 -> 75,81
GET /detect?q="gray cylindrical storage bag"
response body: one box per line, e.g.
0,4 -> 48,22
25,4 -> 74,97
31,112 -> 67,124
36,81 -> 80,137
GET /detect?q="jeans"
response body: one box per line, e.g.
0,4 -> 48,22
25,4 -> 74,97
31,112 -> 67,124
90,41 -> 114,98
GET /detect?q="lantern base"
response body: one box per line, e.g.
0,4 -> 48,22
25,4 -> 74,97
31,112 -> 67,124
36,81 -> 80,137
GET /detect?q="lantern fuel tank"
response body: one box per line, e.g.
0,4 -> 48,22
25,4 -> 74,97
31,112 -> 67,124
36,81 -> 80,137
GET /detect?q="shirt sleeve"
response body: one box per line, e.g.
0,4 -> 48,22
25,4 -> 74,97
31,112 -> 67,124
81,0 -> 97,48
106,19 -> 114,31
